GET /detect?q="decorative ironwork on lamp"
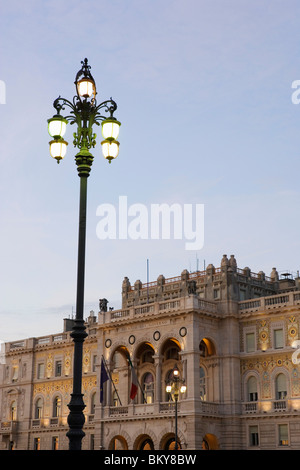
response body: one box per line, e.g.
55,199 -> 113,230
47,59 -> 121,451
47,58 -> 121,165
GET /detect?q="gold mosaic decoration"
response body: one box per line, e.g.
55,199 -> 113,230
33,376 -> 97,397
288,316 -> 298,344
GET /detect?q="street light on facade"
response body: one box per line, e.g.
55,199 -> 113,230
47,59 -> 121,450
166,365 -> 186,450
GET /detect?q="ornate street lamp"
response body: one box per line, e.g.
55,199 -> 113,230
47,59 -> 121,450
166,365 -> 186,450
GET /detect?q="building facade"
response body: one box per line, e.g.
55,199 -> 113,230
1,254 -> 300,450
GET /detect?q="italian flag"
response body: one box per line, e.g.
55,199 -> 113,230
128,356 -> 138,400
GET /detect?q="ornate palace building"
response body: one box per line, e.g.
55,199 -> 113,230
1,254 -> 300,450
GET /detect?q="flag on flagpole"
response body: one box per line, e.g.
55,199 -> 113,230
128,356 -> 138,400
100,357 -> 109,403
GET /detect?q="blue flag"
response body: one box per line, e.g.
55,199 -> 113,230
100,357 -> 109,403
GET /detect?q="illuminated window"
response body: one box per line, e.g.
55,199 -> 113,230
11,401 -> 17,421
35,398 -> 43,419
52,436 -> 59,450
165,437 -> 181,450
34,437 -> 41,450
139,438 -> 154,450
278,424 -> 288,446
53,396 -> 61,417
275,374 -> 287,400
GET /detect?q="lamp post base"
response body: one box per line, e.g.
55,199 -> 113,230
67,393 -> 86,450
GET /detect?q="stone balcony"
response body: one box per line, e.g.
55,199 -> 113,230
101,400 -> 221,420
0,420 -> 18,437
99,296 -> 219,325
242,398 -> 300,415
239,291 -> 300,314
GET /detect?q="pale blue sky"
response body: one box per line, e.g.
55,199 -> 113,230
1,0 -> 300,340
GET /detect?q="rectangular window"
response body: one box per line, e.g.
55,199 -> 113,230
278,424 -> 289,446
213,289 -> 220,299
90,434 -> 95,450
249,426 -> 259,447
274,329 -> 284,349
240,289 -> 246,301
52,436 -> 59,450
249,391 -> 258,402
37,363 -> 44,379
246,333 -> 255,353
34,437 -> 41,450
55,360 -> 62,377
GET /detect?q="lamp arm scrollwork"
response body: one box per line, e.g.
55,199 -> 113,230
51,95 -> 117,152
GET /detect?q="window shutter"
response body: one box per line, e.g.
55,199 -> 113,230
246,333 -> 255,352
274,329 -> 283,348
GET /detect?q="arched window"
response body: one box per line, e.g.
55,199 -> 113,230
202,433 -> 220,450
275,373 -> 287,400
53,396 -> 61,417
35,398 -> 43,419
162,339 -> 180,362
247,376 -> 258,402
109,436 -> 128,450
143,373 -> 154,404
199,339 -> 216,357
165,437 -> 181,450
141,350 -> 154,364
165,347 -> 179,360
139,438 -> 154,450
200,367 -> 206,401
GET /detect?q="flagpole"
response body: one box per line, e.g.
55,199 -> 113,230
127,355 -> 147,404
101,355 -> 122,406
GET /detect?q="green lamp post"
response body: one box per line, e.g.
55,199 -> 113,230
166,365 -> 187,450
47,58 -> 120,450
